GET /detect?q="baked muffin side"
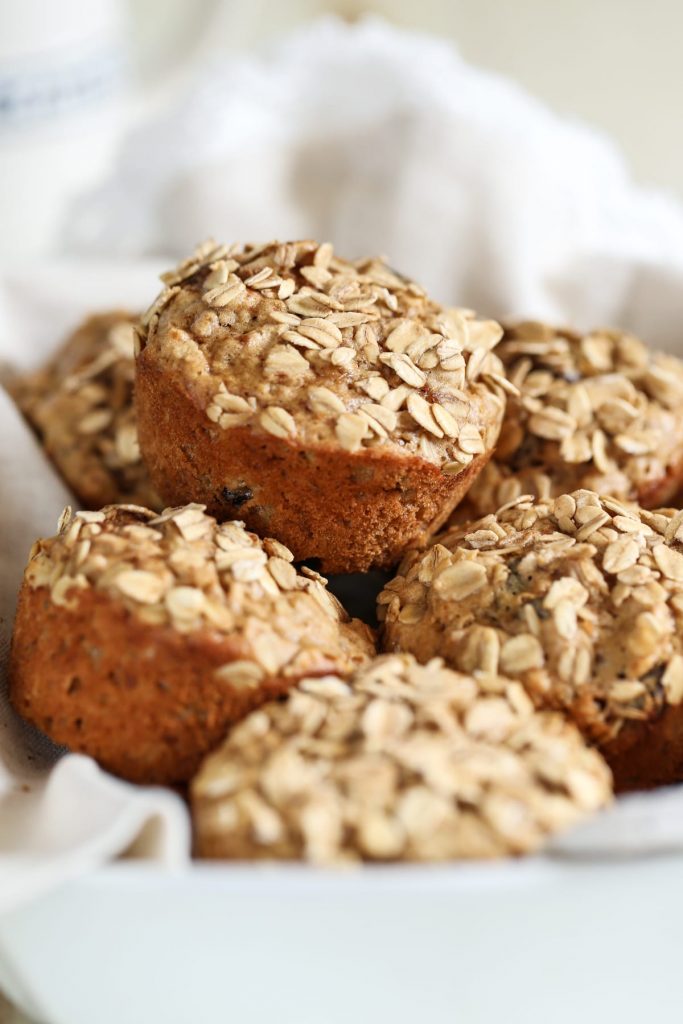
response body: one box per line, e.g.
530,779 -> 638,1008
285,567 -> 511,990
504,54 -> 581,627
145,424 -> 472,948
135,240 -> 508,572
9,504 -> 375,784
381,490 -> 683,791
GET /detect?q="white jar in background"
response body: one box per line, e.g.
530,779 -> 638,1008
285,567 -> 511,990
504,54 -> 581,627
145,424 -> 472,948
0,0 -> 127,263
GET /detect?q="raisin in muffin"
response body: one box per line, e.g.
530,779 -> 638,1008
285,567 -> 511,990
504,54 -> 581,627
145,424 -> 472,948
135,240 -> 508,573
381,490 -> 683,791
9,311 -> 161,510
454,321 -> 683,521
192,653 -> 611,863
10,504 -> 374,784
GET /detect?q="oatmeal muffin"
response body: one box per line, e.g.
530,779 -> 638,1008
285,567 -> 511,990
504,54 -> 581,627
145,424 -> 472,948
9,311 -> 161,510
454,320 -> 683,521
135,240 -> 508,573
381,490 -> 683,790
192,652 -> 611,863
10,504 -> 374,784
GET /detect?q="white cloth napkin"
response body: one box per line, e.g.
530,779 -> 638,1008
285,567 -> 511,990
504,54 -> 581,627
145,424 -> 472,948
67,16 -> 683,353
0,264 -> 191,915
4,16 -> 683,915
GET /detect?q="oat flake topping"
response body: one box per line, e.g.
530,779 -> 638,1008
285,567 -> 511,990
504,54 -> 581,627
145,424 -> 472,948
10,312 -> 160,510
26,504 -> 369,682
462,320 -> 683,515
381,490 -> 683,746
138,240 -> 507,472
192,652 -> 611,863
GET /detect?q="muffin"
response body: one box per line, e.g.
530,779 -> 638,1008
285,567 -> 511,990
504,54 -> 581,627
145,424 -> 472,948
135,239 -> 508,573
381,490 -> 683,791
9,311 -> 161,510
455,320 -> 683,521
192,652 -> 611,863
9,503 -> 375,784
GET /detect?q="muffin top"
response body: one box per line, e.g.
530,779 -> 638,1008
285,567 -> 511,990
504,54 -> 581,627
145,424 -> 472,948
25,503 -> 374,680
192,652 -> 611,863
460,320 -> 683,516
381,490 -> 683,748
137,240 -> 507,472
10,311 -> 161,510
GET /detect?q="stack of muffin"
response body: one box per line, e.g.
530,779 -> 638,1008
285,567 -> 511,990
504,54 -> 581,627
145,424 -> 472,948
9,238 -> 683,864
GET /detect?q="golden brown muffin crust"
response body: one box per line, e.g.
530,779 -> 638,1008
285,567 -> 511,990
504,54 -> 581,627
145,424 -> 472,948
9,504 -> 374,783
135,240 -> 507,571
135,353 -> 493,571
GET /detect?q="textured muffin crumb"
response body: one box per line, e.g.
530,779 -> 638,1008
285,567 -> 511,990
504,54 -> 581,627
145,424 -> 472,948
192,652 -> 611,863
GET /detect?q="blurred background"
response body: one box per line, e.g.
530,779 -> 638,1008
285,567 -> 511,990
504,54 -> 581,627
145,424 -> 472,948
2,0 -> 683,265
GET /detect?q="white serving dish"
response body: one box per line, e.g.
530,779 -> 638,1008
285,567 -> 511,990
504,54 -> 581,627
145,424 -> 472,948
0,854 -> 681,1024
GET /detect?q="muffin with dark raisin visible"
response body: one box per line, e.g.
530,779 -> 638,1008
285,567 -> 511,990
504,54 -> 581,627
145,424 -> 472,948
134,239 -> 509,573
